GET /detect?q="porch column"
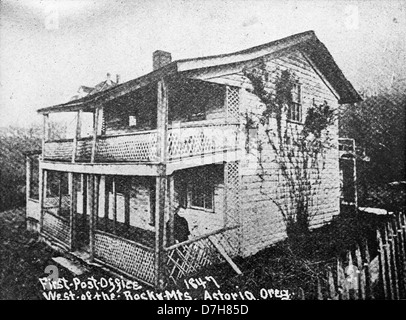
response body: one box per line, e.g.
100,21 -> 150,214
91,108 -> 100,163
82,174 -> 87,226
352,140 -> 358,208
42,114 -> 49,160
39,169 -> 46,233
88,174 -> 95,261
70,173 -> 78,251
124,178 -> 131,233
26,156 -> 31,203
72,110 -> 82,163
94,175 -> 100,227
39,169 -> 48,232
58,172 -> 63,215
112,176 -> 117,234
155,174 -> 166,288
103,176 -> 109,231
167,175 -> 175,246
155,78 -> 168,288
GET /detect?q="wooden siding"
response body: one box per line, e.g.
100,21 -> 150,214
202,49 -> 341,257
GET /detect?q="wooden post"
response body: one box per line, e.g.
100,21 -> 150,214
124,178 -> 131,234
72,110 -> 81,163
223,163 -> 228,227
352,139 -> 358,208
42,114 -> 49,159
355,245 -> 365,300
103,176 -> 109,232
388,223 -> 400,299
156,79 -> 168,163
327,267 -> 338,300
82,174 -> 87,226
91,108 -> 100,163
396,215 -> 405,298
58,172 -> 63,215
363,239 -> 374,299
155,78 -> 168,289
112,176 -> 117,235
347,251 -> 357,300
39,169 -> 45,233
70,173 -> 78,251
168,175 -> 175,246
95,175 -> 100,228
401,212 -> 406,249
26,156 -> 31,202
377,229 -> 388,299
155,175 -> 166,288
88,174 -> 95,261
337,257 -> 349,300
397,213 -> 406,298
383,226 -> 394,299
316,277 -> 323,300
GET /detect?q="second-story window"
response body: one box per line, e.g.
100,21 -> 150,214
129,115 -> 137,127
288,82 -> 302,122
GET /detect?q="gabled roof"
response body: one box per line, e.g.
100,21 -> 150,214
79,85 -> 94,93
88,79 -> 117,95
38,30 -> 361,114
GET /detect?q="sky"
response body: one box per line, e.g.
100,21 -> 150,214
0,0 -> 405,127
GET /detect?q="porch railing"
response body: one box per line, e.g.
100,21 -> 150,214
95,130 -> 158,162
42,210 -> 71,247
164,226 -> 239,286
43,139 -> 74,161
43,123 -> 240,163
94,230 -> 156,286
167,123 -> 240,161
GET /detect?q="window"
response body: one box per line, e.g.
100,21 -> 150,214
187,167 -> 215,211
190,183 -> 213,211
129,115 -> 137,127
288,82 -> 302,122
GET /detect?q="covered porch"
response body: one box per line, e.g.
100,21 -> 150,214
38,161 -> 242,287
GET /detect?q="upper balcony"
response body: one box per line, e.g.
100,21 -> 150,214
40,78 -> 241,172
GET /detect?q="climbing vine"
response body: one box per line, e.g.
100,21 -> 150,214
243,63 -> 336,236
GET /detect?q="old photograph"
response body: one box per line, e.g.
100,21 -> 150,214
0,0 -> 405,307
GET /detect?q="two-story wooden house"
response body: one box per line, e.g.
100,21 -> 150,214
26,30 -> 361,288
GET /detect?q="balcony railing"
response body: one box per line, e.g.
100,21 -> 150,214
43,122 -> 240,163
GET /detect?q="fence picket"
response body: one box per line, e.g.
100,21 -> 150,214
393,215 -> 404,298
399,213 -> 406,295
304,212 -> 406,300
377,229 -> 388,299
347,251 -> 358,300
317,277 -> 323,300
327,267 -> 338,300
388,222 -> 400,299
383,226 -> 394,299
363,239 -> 374,299
355,245 -> 366,300
337,257 -> 349,300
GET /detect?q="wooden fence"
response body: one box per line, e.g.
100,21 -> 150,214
298,211 -> 406,300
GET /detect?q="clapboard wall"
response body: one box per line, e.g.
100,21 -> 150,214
200,49 -> 341,257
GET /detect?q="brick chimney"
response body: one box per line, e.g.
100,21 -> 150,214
153,50 -> 172,71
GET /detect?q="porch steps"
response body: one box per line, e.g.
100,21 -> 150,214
51,256 -> 89,276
